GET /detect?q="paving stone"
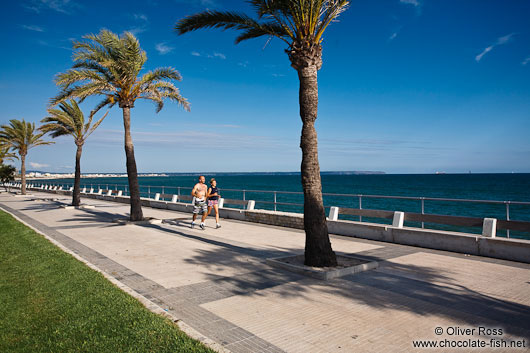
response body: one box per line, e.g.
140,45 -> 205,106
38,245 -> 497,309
2,193 -> 529,353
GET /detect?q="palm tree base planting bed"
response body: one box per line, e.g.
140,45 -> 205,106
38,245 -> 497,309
266,254 -> 378,281
0,210 -> 214,353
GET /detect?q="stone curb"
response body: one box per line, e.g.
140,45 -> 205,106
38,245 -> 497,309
0,204 -> 231,353
266,254 -> 379,280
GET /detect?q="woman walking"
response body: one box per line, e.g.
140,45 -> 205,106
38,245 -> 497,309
207,178 -> 221,229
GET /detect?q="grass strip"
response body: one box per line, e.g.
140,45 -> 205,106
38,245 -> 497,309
0,209 -> 215,353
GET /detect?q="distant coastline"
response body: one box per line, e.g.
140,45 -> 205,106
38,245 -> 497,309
26,170 -> 387,179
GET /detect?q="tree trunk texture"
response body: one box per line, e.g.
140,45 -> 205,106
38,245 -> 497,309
296,60 -> 337,267
72,144 -> 82,206
122,107 -> 143,221
20,154 -> 26,195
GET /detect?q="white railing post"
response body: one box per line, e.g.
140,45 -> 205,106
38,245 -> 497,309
154,193 -> 160,201
482,218 -> 497,237
219,198 -> 224,208
106,190 -> 112,196
328,206 -> 340,221
392,211 -> 405,228
117,190 -> 123,196
246,200 -> 255,210
171,195 -> 178,203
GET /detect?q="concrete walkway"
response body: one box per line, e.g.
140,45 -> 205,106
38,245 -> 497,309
1,191 -> 529,353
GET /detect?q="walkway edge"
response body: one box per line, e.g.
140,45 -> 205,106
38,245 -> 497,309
0,204 -> 232,353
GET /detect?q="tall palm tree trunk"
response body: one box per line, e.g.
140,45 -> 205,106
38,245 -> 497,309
297,63 -> 337,267
73,144 -> 82,206
20,154 -> 26,195
122,107 -> 143,221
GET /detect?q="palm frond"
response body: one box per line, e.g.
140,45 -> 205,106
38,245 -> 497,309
41,99 -> 107,144
140,81 -> 190,112
84,110 -> 108,139
235,23 -> 290,43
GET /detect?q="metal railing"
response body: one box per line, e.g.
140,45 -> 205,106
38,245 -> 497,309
20,181 -> 530,237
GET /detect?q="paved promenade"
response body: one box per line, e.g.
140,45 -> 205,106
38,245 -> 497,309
1,191 -> 530,353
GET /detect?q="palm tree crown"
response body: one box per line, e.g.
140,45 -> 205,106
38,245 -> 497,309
0,119 -> 52,157
176,0 -> 349,69
0,143 -> 17,165
41,99 -> 107,145
51,30 -> 190,112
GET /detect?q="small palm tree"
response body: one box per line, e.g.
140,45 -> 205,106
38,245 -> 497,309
51,30 -> 190,221
40,100 -> 108,206
0,119 -> 53,195
176,0 -> 349,266
0,164 -> 16,192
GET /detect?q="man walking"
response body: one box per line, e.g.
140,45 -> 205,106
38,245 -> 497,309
191,175 -> 208,229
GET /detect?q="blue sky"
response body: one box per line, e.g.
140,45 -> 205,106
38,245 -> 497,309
1,0 -> 529,173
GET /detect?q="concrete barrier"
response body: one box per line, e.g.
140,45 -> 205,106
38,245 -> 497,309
329,207 -> 339,221
392,211 -> 405,228
483,218 -> 497,237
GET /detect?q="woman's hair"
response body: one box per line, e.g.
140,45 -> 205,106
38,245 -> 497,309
210,178 -> 216,184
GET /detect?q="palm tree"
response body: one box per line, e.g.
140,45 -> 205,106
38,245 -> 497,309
51,30 -> 190,221
0,119 -> 53,195
40,100 -> 108,206
176,0 -> 349,266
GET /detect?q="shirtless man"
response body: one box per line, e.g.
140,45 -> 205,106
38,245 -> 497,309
191,175 -> 208,229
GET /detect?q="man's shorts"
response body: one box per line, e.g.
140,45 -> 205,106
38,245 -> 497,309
208,199 -> 219,207
193,198 -> 207,214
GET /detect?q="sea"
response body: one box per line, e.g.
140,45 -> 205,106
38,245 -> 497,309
34,173 -> 530,239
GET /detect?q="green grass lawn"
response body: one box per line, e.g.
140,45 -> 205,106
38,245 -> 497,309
0,209 -> 215,353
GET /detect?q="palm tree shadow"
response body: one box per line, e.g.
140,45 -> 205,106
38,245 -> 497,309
49,206 -> 130,228
147,222 -> 530,340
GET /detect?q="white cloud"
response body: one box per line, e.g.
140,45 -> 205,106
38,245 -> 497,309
522,56 -> 530,66
191,51 -> 226,60
29,162 -> 50,169
128,27 -> 147,35
155,42 -> 174,55
399,0 -> 420,6
399,0 -> 422,15
213,52 -> 226,59
174,0 -> 218,8
127,13 -> 149,35
475,33 -> 515,62
21,24 -> 44,32
23,0 -> 80,14
133,13 -> 148,22
389,32 -> 398,41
